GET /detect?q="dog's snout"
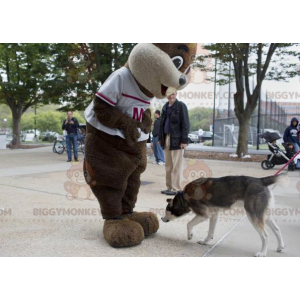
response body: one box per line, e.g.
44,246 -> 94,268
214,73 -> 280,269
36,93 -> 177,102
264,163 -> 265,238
179,75 -> 186,86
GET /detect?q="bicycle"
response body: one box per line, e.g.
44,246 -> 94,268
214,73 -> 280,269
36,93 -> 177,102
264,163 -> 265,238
53,135 -> 66,154
53,135 -> 84,155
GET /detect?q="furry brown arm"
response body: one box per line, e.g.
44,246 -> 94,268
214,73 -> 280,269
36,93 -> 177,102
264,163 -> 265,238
140,109 -> 152,134
93,96 -> 141,146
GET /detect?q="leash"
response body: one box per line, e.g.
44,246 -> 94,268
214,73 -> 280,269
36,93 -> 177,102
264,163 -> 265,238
274,150 -> 300,176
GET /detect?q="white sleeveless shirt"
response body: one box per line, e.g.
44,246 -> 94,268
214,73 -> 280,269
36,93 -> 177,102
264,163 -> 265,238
84,67 -> 151,142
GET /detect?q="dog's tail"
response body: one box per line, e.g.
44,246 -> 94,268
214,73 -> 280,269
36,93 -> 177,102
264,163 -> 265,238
260,174 -> 290,187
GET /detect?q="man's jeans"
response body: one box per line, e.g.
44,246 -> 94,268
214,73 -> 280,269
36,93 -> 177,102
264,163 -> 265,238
66,133 -> 78,160
153,136 -> 165,163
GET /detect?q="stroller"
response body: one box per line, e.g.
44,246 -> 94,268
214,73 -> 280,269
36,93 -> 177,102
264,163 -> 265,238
260,131 -> 297,171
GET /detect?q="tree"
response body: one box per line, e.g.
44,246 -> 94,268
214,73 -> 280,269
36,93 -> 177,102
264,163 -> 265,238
0,43 -> 136,147
201,43 -> 299,157
189,107 -> 213,131
0,43 -> 58,146
51,43 -> 137,111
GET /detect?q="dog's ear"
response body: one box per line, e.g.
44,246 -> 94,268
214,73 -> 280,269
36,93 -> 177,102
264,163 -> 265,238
167,198 -> 172,203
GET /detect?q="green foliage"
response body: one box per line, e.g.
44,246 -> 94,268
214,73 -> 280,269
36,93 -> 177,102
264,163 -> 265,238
36,111 -> 65,133
203,140 -> 212,146
0,43 -> 56,108
188,107 -> 213,131
18,106 -> 85,133
20,113 -> 35,131
0,43 -> 136,145
0,104 -> 11,130
50,43 -> 137,111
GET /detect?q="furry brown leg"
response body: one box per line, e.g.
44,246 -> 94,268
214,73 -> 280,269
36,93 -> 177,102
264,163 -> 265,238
120,144 -> 159,236
85,124 -> 150,247
103,218 -> 144,248
125,212 -> 159,236
122,144 -> 147,214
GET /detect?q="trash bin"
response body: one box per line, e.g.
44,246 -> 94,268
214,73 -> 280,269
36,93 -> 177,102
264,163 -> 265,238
0,134 -> 7,149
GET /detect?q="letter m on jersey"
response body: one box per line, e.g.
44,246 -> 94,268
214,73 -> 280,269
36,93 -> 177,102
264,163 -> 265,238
132,107 -> 145,122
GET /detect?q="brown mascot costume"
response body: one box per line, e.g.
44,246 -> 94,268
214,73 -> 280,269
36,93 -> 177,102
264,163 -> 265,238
84,43 -> 197,248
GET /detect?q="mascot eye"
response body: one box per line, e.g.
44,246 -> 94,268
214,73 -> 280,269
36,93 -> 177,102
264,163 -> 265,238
172,56 -> 184,69
178,45 -> 189,53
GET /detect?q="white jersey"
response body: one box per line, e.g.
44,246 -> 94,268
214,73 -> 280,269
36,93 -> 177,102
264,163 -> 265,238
84,67 -> 151,142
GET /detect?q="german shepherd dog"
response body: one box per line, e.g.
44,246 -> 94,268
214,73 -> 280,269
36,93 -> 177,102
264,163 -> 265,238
161,174 -> 289,257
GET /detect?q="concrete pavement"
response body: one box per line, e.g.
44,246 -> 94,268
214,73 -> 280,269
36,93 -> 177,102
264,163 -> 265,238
186,143 -> 270,154
0,146 -> 299,257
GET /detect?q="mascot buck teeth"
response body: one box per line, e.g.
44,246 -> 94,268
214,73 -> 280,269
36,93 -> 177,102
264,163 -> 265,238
84,43 -> 197,248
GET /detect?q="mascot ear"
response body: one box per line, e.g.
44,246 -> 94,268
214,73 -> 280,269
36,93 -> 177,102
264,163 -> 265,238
152,43 -> 197,73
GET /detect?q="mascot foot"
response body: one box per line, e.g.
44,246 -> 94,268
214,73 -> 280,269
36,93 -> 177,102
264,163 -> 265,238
103,218 -> 144,248
125,212 -> 159,236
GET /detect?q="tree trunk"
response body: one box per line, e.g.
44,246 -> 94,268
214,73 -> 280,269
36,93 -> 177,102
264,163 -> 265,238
11,110 -> 22,147
236,115 -> 250,157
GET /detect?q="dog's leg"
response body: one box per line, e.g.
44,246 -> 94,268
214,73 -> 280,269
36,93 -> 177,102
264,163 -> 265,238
187,215 -> 207,240
266,217 -> 285,252
246,212 -> 269,257
265,192 -> 285,252
198,214 -> 219,245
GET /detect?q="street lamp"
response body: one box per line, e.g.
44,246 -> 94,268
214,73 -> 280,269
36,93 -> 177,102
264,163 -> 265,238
3,118 -> 7,134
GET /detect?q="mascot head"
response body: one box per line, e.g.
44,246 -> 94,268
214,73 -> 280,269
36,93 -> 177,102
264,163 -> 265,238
128,43 -> 197,99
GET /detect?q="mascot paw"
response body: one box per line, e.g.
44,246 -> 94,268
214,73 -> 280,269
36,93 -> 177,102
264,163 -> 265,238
103,218 -> 144,248
125,212 -> 159,236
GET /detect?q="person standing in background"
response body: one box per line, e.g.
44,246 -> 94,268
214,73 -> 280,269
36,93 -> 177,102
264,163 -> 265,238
62,110 -> 80,162
151,110 -> 165,165
159,92 -> 190,196
283,117 -> 299,152
198,127 -> 203,143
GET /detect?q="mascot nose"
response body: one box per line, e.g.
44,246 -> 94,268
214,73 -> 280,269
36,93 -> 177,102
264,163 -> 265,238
179,75 -> 186,86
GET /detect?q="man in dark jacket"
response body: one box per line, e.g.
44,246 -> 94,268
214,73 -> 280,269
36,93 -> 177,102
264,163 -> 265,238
283,117 -> 299,152
159,92 -> 190,195
152,110 -> 165,165
62,110 -> 80,162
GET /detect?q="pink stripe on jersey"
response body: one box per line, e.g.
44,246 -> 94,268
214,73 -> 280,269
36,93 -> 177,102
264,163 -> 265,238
122,93 -> 150,105
96,92 -> 116,106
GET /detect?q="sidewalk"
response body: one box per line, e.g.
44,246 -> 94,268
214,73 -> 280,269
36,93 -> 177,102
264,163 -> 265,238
186,144 -> 270,155
0,146 -> 299,257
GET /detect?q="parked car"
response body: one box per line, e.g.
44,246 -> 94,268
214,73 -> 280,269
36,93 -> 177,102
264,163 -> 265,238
40,131 -> 59,142
201,131 -> 213,141
23,129 -> 40,141
188,132 -> 199,144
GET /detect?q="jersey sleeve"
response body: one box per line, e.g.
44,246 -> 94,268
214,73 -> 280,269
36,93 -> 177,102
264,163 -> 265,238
95,70 -> 124,106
